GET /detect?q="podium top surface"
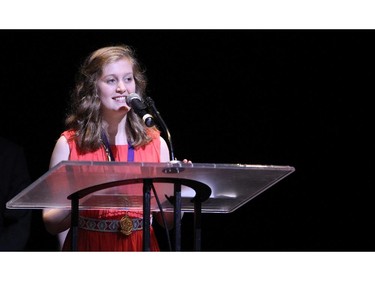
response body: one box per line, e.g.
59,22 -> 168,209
7,161 -> 295,213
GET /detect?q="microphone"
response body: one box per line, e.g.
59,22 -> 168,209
126,93 -> 155,127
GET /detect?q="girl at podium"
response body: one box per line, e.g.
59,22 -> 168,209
43,45 -> 186,251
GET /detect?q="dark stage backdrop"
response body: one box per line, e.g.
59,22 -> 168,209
0,30 -> 373,251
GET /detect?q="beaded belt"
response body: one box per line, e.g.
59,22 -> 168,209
79,216 -> 144,236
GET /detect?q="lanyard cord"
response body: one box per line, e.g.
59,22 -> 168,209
101,132 -> 134,162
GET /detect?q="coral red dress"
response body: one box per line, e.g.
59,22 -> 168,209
61,130 -> 162,251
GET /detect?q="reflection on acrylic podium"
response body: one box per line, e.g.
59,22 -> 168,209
7,161 -> 295,251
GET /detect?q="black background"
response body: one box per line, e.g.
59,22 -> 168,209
1,30 -> 373,251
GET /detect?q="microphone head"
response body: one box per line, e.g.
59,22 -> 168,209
126,93 -> 141,104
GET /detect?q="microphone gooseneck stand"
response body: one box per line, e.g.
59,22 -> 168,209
145,96 -> 179,250
145,96 -> 175,161
146,96 -> 209,251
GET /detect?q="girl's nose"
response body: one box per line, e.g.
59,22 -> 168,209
116,81 -> 127,93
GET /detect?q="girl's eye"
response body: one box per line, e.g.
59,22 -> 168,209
124,77 -> 133,82
107,78 -> 116,84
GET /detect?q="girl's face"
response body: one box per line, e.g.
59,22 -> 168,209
97,58 -> 136,115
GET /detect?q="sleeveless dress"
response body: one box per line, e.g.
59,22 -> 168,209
61,130 -> 162,251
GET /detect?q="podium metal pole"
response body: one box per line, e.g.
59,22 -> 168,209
142,179 -> 152,251
193,199 -> 202,251
174,182 -> 182,251
71,196 -> 79,251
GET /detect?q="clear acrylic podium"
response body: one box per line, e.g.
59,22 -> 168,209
6,161 -> 295,251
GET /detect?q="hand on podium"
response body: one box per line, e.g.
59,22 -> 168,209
169,159 -> 192,164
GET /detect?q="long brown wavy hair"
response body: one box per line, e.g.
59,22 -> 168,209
65,44 -> 158,153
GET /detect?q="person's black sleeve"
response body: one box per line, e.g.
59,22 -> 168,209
0,138 -> 32,251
